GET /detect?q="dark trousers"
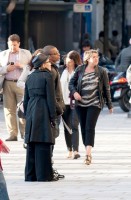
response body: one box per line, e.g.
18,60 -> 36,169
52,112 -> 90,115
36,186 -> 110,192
51,116 -> 61,157
25,142 -> 53,182
0,170 -> 10,200
62,105 -> 79,152
76,106 -> 101,147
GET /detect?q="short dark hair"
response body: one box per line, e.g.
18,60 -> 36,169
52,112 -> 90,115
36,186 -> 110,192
83,33 -> 90,40
99,31 -> 104,38
43,45 -> 56,55
8,34 -> 20,42
82,39 -> 92,48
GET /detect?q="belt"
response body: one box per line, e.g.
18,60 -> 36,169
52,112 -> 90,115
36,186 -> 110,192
6,79 -> 18,82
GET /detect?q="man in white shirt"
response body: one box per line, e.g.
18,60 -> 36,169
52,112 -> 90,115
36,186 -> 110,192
0,34 -> 32,141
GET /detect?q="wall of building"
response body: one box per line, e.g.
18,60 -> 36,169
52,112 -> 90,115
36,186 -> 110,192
11,9 -> 78,52
1,0 -> 130,52
108,1 -> 122,47
0,1 -> 8,50
91,0 -> 104,45
91,0 -> 131,48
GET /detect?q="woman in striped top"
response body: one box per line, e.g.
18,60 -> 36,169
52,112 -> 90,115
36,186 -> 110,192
69,49 -> 113,165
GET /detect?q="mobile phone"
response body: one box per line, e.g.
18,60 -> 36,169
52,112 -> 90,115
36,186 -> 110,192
10,62 -> 14,65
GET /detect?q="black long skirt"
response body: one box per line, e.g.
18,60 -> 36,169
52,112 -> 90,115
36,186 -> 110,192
25,142 -> 53,182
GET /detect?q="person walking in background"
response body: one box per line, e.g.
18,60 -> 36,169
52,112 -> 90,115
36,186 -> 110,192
110,30 -> 120,62
115,38 -> 131,72
94,31 -> 117,60
59,50 -> 82,159
0,139 -> 10,200
69,49 -> 113,165
111,30 -> 120,49
79,32 -> 91,53
24,53 -> 58,182
0,34 -> 32,141
81,40 -> 92,62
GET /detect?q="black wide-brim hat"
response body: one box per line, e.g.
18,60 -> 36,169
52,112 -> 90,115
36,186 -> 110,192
32,53 -> 49,69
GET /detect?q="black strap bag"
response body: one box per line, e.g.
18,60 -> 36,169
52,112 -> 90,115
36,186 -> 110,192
17,100 -> 25,119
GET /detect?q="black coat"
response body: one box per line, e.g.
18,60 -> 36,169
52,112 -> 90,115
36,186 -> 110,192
51,64 -> 65,115
23,69 -> 56,144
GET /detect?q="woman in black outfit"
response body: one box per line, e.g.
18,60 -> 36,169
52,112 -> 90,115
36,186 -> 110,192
69,49 -> 113,165
24,53 -> 58,181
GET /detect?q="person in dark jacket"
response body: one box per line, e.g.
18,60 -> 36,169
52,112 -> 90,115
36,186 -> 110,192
43,45 -> 65,137
69,49 -> 113,165
115,38 -> 131,72
94,31 -> 117,60
42,46 -> 65,179
23,53 -> 58,182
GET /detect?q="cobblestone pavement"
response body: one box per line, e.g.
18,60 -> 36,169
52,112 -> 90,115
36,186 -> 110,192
0,103 -> 131,200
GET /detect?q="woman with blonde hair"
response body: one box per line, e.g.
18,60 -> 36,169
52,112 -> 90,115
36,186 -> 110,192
69,49 -> 113,164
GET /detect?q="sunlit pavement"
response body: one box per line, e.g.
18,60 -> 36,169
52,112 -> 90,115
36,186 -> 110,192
0,103 -> 131,200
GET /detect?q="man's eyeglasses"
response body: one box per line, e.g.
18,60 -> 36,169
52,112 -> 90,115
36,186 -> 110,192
49,52 -> 60,56
44,61 -> 50,64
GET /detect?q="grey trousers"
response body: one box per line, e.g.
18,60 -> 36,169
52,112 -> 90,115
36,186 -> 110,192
0,170 -> 10,200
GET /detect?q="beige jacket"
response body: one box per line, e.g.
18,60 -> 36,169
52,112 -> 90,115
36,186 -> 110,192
0,48 -> 32,75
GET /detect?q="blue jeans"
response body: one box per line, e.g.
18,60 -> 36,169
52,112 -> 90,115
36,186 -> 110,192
0,170 -> 10,200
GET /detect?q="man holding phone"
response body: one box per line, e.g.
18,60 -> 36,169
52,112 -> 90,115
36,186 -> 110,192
0,34 -> 32,141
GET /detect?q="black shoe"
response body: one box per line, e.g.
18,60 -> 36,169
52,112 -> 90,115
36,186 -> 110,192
53,169 -> 65,179
52,173 -> 59,181
58,174 -> 65,179
5,136 -> 17,141
73,154 -> 80,159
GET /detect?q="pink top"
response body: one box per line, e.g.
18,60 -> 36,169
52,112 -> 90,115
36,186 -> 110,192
5,52 -> 22,80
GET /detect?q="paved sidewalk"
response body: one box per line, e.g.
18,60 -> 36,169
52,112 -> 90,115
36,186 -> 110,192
0,103 -> 131,200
